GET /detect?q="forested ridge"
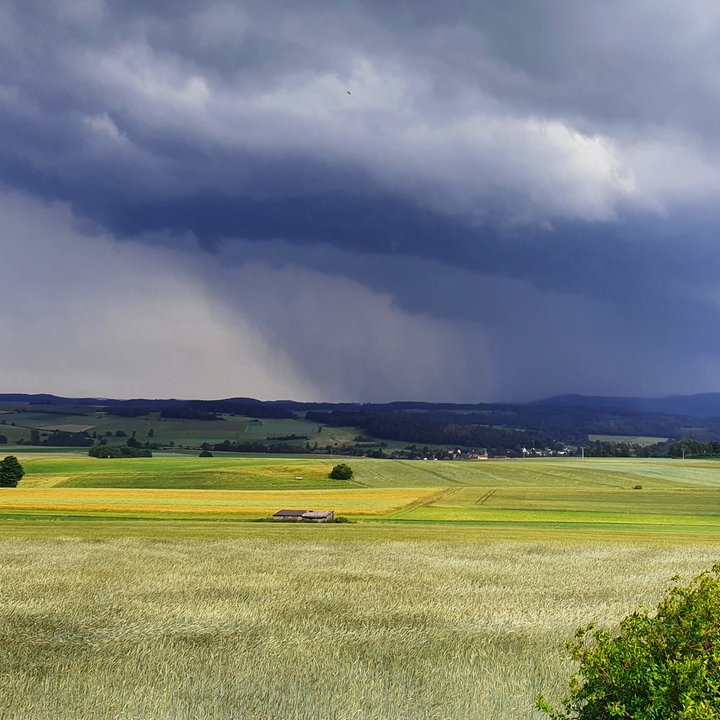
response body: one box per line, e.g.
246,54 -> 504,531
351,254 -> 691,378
3,393 -> 720,453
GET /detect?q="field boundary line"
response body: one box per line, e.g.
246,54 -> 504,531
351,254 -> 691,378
475,489 -> 497,505
361,466 -> 396,486
396,460 -> 467,485
389,487 -> 460,519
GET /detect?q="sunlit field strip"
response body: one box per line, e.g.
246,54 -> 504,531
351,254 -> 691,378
13,454 -> 720,491
1,517 -> 718,544
391,504 -> 720,527
414,486 -> 720,516
17,456 -> 338,489
0,487 -> 441,516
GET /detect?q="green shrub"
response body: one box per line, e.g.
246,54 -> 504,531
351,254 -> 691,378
0,455 -> 24,487
329,463 -> 353,480
537,564 -> 720,719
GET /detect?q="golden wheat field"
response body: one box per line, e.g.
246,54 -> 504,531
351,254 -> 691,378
0,486 -> 442,516
2,532 -> 719,720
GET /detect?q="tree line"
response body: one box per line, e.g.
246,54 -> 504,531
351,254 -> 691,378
305,410 -> 553,455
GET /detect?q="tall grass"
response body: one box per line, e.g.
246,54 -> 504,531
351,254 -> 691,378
2,535 -> 718,719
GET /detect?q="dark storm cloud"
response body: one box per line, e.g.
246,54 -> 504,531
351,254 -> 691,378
6,0 -> 720,234
3,0 -> 720,399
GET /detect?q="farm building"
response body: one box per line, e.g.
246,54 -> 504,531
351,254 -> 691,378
272,509 -> 335,523
301,510 -> 335,522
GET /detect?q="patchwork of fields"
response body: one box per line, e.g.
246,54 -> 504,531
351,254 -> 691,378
0,404 -> 364,449
3,454 -> 720,535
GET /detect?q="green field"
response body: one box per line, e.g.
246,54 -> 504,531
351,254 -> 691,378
1,455 -> 719,719
18,454 -> 341,490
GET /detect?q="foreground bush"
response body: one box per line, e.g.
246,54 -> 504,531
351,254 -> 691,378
537,564 -> 720,719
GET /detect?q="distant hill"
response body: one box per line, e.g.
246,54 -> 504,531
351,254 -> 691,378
5,391 -> 719,418
2,392 -> 720,445
536,393 -> 720,418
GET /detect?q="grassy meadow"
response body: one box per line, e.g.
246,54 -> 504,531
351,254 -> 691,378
1,454 -> 719,718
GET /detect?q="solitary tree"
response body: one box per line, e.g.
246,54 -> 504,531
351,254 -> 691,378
537,564 -> 720,719
329,463 -> 353,480
0,455 -> 24,487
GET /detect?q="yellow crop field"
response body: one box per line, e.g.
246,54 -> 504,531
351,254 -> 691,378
0,487 -> 442,516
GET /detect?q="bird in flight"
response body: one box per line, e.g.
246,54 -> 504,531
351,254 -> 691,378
346,89 -> 352,95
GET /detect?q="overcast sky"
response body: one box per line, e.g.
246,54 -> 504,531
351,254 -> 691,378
3,0 -> 720,402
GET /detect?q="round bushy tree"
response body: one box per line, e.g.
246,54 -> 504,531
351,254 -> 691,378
329,463 -> 353,480
537,564 -> 720,719
0,455 -> 24,487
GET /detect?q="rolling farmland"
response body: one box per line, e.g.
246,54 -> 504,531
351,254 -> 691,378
1,454 -> 719,719
3,454 -> 720,535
